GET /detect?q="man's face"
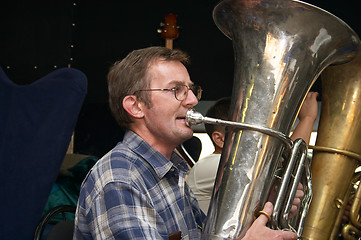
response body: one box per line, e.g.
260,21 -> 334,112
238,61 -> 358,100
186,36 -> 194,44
141,60 -> 198,149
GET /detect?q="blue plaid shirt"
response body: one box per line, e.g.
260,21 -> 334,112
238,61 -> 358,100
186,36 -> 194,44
74,131 -> 205,240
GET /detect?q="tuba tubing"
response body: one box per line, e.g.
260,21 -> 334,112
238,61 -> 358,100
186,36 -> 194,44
201,0 -> 361,239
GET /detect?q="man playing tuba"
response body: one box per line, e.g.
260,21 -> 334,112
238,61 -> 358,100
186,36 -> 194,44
73,46 -> 304,240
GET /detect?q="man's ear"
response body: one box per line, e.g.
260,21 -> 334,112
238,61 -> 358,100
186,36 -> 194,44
122,95 -> 144,119
212,130 -> 225,149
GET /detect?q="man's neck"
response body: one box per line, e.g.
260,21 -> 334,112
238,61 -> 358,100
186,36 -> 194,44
130,128 -> 176,160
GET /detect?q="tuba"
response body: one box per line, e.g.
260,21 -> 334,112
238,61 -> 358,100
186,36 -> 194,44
303,53 -> 361,239
187,0 -> 361,239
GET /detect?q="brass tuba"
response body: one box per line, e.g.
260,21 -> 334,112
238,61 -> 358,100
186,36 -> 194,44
303,53 -> 361,240
187,0 -> 361,239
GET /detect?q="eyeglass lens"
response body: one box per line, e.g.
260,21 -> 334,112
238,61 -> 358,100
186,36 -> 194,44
175,85 -> 201,101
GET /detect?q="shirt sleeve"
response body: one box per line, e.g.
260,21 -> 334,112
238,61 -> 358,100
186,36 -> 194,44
86,181 -> 169,240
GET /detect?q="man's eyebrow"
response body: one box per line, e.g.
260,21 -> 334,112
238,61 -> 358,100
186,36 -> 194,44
168,80 -> 194,86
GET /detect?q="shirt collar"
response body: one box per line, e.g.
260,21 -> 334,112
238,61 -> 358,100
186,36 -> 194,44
122,130 -> 189,178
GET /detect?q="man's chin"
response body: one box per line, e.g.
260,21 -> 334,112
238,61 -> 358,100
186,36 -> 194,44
178,128 -> 194,142
184,130 -> 194,141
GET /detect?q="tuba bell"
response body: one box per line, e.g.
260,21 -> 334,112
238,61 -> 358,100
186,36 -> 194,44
187,0 -> 361,239
303,53 -> 361,240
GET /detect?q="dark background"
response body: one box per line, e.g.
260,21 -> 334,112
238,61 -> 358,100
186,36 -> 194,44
1,0 -> 360,157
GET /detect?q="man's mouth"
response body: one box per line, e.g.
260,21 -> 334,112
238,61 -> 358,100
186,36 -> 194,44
176,116 -> 192,128
176,116 -> 187,123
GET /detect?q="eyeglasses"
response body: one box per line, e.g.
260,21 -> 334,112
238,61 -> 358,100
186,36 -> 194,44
134,84 -> 202,101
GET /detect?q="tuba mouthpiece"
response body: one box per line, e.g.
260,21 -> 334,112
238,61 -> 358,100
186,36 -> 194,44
185,109 -> 204,126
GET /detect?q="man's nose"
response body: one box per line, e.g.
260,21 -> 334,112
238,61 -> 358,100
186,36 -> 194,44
184,89 -> 199,107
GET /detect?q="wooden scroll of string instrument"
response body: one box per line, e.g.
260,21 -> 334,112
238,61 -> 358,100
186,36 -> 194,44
158,13 -> 179,49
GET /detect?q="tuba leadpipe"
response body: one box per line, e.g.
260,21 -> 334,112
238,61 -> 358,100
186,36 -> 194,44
199,0 -> 361,239
303,52 -> 361,240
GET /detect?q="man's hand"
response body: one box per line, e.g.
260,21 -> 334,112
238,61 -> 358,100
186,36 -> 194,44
268,182 -> 304,219
342,200 -> 352,224
290,183 -> 304,218
242,202 -> 298,240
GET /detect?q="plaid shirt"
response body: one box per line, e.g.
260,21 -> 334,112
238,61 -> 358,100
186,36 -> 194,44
74,131 -> 205,240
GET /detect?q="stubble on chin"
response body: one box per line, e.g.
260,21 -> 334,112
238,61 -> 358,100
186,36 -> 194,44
181,128 -> 194,142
